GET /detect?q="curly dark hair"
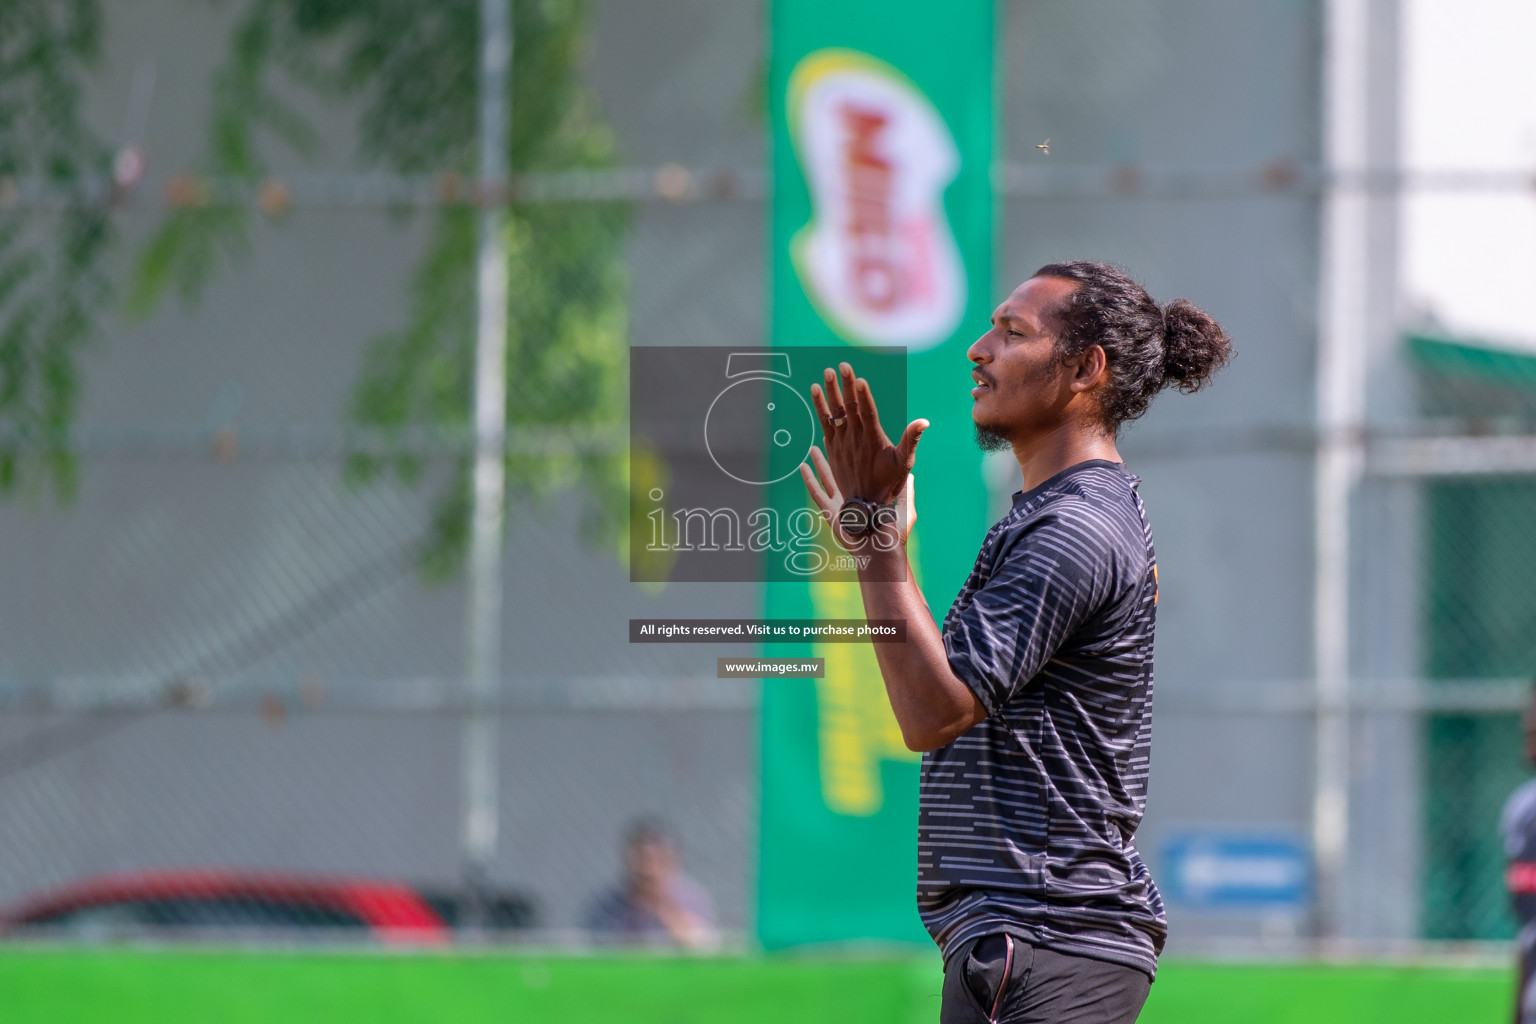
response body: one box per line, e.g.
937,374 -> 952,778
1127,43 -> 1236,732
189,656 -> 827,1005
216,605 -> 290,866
1033,261 -> 1234,433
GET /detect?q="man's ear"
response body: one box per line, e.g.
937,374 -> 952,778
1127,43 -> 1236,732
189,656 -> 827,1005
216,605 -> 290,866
1069,344 -> 1107,393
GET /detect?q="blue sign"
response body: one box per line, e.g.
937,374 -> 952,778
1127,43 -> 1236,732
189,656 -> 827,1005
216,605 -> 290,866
1160,832 -> 1310,910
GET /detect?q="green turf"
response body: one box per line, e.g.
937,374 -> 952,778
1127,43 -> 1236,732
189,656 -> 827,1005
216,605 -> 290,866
1139,961 -> 1511,1024
0,949 -> 1513,1024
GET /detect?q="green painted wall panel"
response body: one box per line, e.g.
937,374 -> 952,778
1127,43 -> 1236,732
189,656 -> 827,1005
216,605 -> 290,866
758,0 -> 996,949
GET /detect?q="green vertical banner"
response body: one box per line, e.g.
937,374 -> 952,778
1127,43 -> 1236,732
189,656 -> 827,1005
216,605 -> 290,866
758,0 -> 995,948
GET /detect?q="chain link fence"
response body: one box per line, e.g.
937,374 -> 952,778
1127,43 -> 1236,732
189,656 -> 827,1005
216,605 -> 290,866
1412,353 -> 1536,941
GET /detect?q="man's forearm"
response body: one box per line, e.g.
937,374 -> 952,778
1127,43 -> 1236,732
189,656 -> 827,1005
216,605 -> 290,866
857,545 -> 985,751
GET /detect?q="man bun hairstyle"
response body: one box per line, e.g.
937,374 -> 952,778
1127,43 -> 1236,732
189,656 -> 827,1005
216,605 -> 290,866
1160,298 -> 1231,394
1034,260 -> 1233,432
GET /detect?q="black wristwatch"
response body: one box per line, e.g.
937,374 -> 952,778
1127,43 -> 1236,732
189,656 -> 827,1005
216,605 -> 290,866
838,497 -> 898,537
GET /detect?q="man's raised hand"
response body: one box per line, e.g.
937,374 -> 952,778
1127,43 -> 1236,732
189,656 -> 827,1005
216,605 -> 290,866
808,361 -> 928,504
800,446 -> 916,553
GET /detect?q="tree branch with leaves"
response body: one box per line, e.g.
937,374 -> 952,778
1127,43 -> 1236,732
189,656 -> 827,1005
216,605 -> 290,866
131,0 -> 629,578
0,0 -> 111,496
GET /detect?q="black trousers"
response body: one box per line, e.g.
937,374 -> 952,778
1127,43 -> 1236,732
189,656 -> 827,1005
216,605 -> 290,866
939,933 -> 1151,1024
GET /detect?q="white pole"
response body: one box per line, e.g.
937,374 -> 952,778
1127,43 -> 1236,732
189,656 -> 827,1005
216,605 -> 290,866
1313,0 -> 1371,941
461,0 -> 511,923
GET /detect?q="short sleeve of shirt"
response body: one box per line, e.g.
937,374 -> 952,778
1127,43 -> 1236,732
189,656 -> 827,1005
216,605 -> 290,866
672,874 -> 716,927
1505,789 -> 1525,860
943,504 -> 1112,716
1504,782 -> 1536,861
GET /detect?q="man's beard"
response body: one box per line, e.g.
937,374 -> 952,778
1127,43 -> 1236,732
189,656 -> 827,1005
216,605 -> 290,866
974,423 -> 1012,452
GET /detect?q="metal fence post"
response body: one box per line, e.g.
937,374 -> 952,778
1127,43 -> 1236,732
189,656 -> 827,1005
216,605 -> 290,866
1314,0 -> 1383,941
461,0 -> 512,927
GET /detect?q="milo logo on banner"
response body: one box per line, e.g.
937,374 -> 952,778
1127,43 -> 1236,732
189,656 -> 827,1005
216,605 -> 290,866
787,49 -> 966,349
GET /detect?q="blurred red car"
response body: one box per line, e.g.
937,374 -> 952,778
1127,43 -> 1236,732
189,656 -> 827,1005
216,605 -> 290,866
0,869 -> 536,944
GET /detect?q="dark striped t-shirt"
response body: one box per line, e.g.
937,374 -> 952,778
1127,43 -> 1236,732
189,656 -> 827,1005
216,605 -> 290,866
919,459 -> 1166,979
1500,779 -> 1536,1022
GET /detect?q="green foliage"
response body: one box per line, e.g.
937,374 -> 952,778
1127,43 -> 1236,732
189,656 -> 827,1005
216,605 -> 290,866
0,0 -> 111,497
133,0 -> 629,577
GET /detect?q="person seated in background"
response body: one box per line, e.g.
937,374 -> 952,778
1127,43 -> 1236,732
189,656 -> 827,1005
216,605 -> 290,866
583,818 -> 718,949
